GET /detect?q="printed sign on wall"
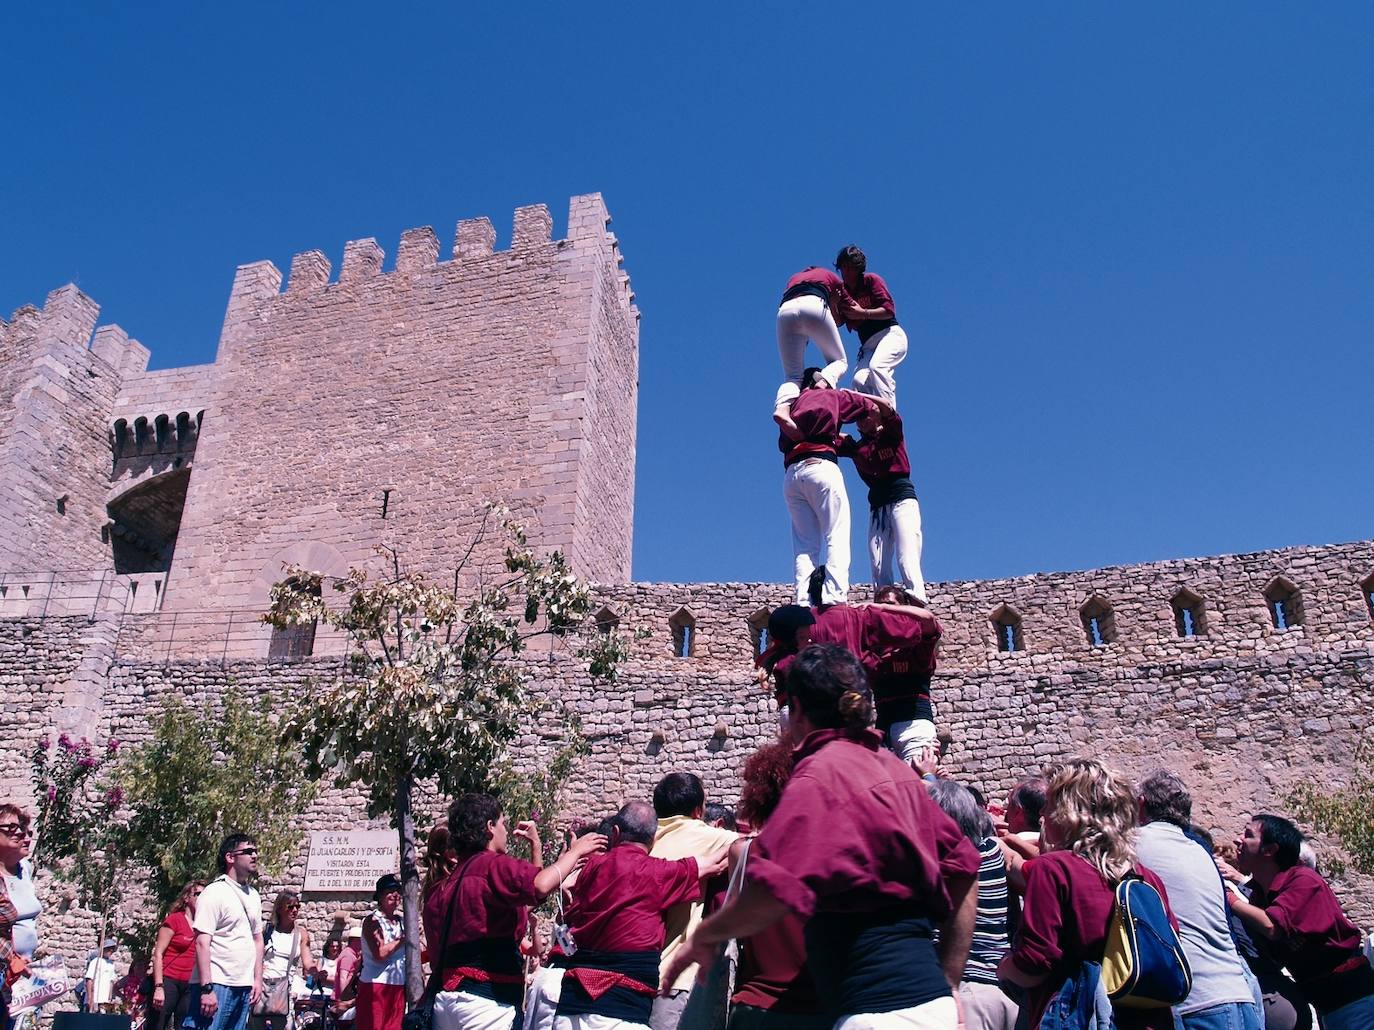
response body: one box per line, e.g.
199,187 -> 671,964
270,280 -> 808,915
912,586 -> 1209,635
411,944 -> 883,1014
303,830 -> 398,891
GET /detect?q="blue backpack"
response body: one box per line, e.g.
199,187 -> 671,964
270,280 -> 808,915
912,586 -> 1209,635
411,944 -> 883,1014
1100,873 -> 1192,1009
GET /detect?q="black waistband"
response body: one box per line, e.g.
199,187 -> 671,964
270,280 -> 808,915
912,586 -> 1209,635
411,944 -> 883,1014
876,695 -> 934,731
556,950 -> 660,1022
856,318 -> 898,345
785,450 -> 838,469
868,476 -> 917,509
443,937 -> 522,978
781,282 -> 831,305
1303,956 -> 1374,1014
804,909 -> 947,1017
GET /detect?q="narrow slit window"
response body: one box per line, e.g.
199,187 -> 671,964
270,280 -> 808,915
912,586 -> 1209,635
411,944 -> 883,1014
1263,577 -> 1303,630
669,607 -> 696,658
1079,596 -> 1117,646
1170,588 -> 1207,638
747,608 -> 771,657
595,606 -> 619,635
989,604 -> 1024,653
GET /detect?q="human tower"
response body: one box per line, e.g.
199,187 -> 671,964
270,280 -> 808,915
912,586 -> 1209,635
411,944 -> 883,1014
758,245 -> 943,767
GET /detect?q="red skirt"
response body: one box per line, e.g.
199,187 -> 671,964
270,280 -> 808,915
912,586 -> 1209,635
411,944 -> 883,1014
357,981 -> 405,1030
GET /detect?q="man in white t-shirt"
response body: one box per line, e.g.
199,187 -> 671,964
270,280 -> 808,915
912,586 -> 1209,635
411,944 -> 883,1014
183,833 -> 264,1030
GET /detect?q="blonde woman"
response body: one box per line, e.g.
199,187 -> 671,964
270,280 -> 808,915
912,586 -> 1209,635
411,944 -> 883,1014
998,759 -> 1178,1030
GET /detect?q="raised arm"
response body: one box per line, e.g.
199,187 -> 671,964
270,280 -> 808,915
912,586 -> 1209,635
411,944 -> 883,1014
532,831 -> 606,897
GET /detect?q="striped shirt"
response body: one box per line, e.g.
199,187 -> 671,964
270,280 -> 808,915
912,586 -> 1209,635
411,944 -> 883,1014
964,836 -> 1015,985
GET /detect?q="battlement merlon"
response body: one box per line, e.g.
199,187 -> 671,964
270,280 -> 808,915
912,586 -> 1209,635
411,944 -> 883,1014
0,286 -> 151,380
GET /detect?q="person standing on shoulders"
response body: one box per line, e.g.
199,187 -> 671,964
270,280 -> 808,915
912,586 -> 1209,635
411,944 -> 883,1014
358,876 -> 405,1030
774,266 -> 848,419
153,881 -> 207,1030
836,394 -> 926,602
184,834 -> 264,1030
1228,814 -> 1374,1029
776,370 -> 876,607
649,774 -> 739,1030
1132,771 -> 1261,1030
833,246 -> 905,406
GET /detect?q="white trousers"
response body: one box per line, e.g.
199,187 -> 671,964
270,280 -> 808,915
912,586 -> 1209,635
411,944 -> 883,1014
834,996 -> 957,1030
869,498 -> 926,600
435,989 -> 518,1030
522,967 -> 562,1030
775,295 -> 848,408
784,458 -> 850,606
887,718 -> 937,763
851,325 -> 908,407
552,1016 -> 648,1030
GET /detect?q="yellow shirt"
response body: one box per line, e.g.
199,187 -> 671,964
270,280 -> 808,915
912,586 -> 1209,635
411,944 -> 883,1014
651,815 -> 738,991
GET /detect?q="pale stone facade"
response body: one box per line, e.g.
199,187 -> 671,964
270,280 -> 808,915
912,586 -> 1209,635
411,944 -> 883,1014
2,195 -> 1373,971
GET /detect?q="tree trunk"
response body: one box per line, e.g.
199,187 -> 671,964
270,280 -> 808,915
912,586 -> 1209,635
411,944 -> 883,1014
396,773 -> 424,1005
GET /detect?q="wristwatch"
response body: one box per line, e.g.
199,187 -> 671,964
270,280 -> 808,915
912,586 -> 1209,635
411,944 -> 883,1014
200,985 -> 215,995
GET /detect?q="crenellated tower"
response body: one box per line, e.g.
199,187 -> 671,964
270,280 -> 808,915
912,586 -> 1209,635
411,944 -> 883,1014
0,194 -> 639,637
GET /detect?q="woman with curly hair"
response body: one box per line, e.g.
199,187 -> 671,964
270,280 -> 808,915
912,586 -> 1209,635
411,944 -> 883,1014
422,794 -> 605,1030
998,759 -> 1177,1030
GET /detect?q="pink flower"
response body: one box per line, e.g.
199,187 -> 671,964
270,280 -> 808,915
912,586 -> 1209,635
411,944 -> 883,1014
46,785 -> 57,803
38,738 -> 50,751
105,787 -> 125,808
77,756 -> 98,770
58,733 -> 73,751
106,738 -> 120,753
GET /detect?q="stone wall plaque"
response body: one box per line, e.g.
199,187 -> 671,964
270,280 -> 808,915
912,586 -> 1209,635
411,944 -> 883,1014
303,830 -> 398,892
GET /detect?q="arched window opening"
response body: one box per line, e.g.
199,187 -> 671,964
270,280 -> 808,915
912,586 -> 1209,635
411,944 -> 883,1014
1080,596 -> 1118,647
1263,576 -> 1303,630
175,412 -> 192,447
746,608 -> 770,656
989,603 -> 1024,653
154,414 -> 170,448
107,468 -> 191,575
1362,573 -> 1374,623
112,419 -> 129,454
594,605 -> 619,635
1170,588 -> 1207,638
133,416 -> 149,448
269,576 -> 321,660
669,607 -> 696,659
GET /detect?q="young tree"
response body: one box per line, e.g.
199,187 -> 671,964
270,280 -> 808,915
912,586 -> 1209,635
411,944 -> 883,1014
1289,736 -> 1374,877
263,507 -> 636,1003
115,690 -> 320,925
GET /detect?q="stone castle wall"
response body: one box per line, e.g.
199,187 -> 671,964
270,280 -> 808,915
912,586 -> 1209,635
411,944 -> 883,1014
3,537 -> 1373,967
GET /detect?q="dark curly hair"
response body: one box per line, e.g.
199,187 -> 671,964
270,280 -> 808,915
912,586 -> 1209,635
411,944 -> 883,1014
874,585 -> 919,606
786,643 -> 874,730
738,741 -> 795,826
834,245 -> 866,274
447,792 -> 503,855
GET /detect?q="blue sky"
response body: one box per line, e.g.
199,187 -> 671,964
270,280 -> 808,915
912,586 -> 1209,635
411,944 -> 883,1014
3,4 -> 1371,585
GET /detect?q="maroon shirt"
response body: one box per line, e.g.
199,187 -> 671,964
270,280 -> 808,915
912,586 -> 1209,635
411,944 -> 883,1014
1250,866 -> 1369,985
782,267 -> 842,302
422,850 -> 540,954
565,845 -> 701,952
837,272 -> 898,342
778,388 -> 873,466
837,411 -> 910,486
1011,852 -> 1176,1030
733,911 -> 819,1014
748,728 -> 979,920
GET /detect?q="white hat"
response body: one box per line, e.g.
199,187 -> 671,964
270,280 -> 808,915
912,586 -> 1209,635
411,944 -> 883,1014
346,924 -> 363,939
